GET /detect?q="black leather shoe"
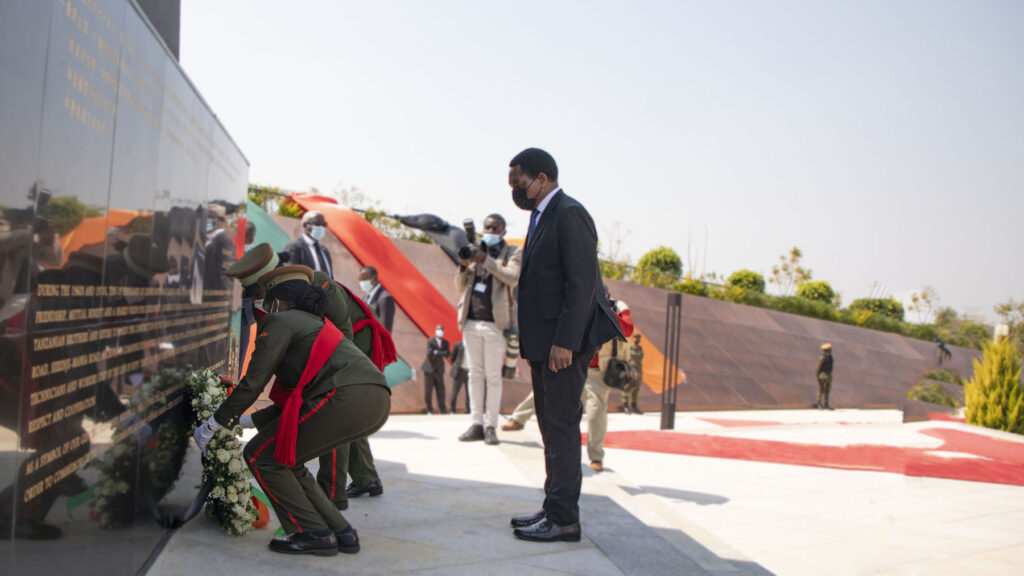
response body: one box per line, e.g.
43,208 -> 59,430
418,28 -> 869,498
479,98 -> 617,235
510,510 -> 546,528
268,530 -> 338,556
346,479 -> 383,498
336,500 -> 349,511
459,424 -> 485,442
484,427 -> 500,445
335,525 -> 360,554
631,403 -> 644,415
513,517 -> 581,542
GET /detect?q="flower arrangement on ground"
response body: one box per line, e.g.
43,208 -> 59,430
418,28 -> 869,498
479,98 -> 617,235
187,368 -> 258,535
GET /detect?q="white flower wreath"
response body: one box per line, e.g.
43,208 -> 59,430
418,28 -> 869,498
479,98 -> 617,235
187,368 -> 258,536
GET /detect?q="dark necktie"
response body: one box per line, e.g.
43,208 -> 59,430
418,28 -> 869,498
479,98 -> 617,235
526,210 -> 540,246
313,241 -> 329,274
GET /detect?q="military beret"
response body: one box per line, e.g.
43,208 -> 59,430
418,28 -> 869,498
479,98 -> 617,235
260,265 -> 314,292
225,243 -> 278,287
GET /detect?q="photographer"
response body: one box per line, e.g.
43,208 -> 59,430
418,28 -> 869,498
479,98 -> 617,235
584,287 -> 634,472
455,214 -> 521,446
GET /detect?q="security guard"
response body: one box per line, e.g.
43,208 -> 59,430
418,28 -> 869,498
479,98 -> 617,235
195,266 -> 390,556
816,343 -> 834,410
225,245 -> 392,510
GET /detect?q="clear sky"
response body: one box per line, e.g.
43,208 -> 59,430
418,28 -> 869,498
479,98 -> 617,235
180,0 -> 1023,322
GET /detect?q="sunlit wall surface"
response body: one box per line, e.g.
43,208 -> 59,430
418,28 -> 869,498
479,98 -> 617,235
0,1 -> 248,572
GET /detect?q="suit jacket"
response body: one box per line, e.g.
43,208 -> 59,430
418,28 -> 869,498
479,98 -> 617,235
284,234 -> 333,278
455,241 -> 521,332
203,228 -> 235,292
365,284 -> 395,333
421,337 -> 450,374
517,190 -> 605,361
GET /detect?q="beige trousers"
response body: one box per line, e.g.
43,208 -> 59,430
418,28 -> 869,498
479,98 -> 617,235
584,367 -> 610,463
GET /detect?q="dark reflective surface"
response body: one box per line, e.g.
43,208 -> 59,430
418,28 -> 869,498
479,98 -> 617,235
0,1 -> 247,572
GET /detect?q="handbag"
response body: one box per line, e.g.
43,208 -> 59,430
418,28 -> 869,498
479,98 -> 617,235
603,337 -> 638,391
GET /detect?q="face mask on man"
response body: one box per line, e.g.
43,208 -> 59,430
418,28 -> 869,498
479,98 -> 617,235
244,243 -> 254,253
253,299 -> 265,312
309,225 -> 326,241
205,219 -> 215,233
511,176 -> 538,211
435,330 -> 444,339
359,280 -> 374,293
481,233 -> 502,247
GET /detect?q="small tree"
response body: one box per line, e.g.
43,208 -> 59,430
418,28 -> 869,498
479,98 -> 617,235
636,246 -> 682,289
908,286 -> 940,324
727,270 -> 765,293
965,337 -> 1024,434
796,280 -> 835,305
769,247 -> 812,296
995,298 -> 1024,354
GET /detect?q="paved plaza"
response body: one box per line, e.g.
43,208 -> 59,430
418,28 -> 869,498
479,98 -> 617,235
150,409 -> 1024,576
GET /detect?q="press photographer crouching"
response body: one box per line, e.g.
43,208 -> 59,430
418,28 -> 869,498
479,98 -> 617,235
455,214 -> 521,445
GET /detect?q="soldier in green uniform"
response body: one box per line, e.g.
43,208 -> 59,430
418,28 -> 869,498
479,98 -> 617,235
194,266 -> 390,556
816,343 -> 834,410
621,333 -> 644,414
309,270 -> 388,505
225,245 -> 389,511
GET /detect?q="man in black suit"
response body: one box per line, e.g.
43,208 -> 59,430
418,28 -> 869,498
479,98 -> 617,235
359,265 -> 395,332
421,325 -> 450,414
284,210 -> 333,278
507,148 -> 601,543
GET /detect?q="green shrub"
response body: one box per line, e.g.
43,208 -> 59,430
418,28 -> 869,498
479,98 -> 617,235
727,270 -> 765,293
965,337 -> 1024,433
796,280 -> 835,304
906,323 -> 939,342
840,308 -> 903,334
771,296 -> 839,322
907,382 -> 959,407
277,199 -> 304,218
848,297 -> 905,321
674,278 -> 708,296
600,260 -> 631,281
922,369 -> 965,387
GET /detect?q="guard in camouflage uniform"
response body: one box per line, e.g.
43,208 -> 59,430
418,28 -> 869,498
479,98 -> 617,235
621,333 -> 644,414
194,266 -> 391,556
815,343 -> 834,410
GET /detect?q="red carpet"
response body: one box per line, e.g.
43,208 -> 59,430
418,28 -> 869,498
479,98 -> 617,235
592,427 -> 1024,487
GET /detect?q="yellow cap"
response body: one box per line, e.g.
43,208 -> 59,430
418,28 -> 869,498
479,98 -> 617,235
821,343 -> 832,350
225,243 -> 278,287
260,265 -> 314,293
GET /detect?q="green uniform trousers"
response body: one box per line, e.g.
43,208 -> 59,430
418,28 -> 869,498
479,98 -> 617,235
244,383 -> 390,534
317,437 -> 380,504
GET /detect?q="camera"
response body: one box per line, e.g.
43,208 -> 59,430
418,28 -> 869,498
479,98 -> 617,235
458,218 -> 478,261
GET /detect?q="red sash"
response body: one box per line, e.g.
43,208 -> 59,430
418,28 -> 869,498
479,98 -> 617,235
336,282 -> 398,371
268,318 -> 343,466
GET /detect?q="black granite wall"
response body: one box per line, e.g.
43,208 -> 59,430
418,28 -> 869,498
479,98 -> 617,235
0,1 -> 247,572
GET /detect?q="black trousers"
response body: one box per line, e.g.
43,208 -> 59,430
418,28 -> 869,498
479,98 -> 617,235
424,372 -> 446,412
449,369 -> 470,413
530,346 -> 594,526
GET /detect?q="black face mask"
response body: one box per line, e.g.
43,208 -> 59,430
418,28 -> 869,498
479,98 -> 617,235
511,176 -> 538,211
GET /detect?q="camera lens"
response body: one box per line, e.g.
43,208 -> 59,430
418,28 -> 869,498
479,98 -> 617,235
458,245 -> 476,260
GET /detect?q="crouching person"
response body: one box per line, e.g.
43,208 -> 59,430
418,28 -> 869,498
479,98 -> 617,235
194,266 -> 391,556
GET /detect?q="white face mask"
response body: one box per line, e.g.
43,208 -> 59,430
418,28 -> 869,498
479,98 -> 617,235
253,299 -> 265,312
359,280 -> 374,293
435,330 -> 444,339
309,225 -> 326,241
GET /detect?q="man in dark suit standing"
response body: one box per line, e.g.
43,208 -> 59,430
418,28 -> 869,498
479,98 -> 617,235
421,325 -> 450,414
284,210 -> 333,278
507,148 -> 600,543
359,266 -> 395,332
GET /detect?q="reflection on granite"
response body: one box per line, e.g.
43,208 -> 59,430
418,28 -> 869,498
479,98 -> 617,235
0,0 -> 247,572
